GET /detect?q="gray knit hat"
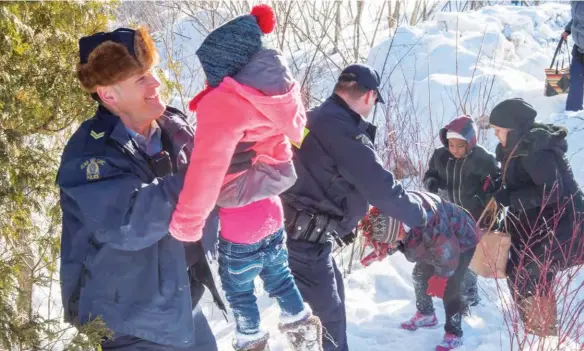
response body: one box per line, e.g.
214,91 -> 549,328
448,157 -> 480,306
367,191 -> 439,245
368,209 -> 403,245
196,4 -> 276,87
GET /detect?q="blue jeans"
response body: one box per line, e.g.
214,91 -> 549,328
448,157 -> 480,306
218,229 -> 305,335
567,45 -> 584,111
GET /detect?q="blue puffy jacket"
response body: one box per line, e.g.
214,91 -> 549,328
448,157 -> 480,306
57,106 -> 222,347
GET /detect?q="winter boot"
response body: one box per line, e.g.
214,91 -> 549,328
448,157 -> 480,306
279,313 -> 323,351
435,333 -> 463,351
233,331 -> 270,351
401,311 -> 438,331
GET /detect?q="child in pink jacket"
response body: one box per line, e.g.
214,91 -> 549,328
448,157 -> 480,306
169,5 -> 322,351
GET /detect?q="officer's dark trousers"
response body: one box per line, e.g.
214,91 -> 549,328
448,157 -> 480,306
287,239 -> 349,351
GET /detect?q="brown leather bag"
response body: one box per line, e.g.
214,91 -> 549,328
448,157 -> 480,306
469,229 -> 511,279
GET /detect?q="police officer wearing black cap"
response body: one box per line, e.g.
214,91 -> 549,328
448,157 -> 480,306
57,27 -> 255,350
281,63 -> 429,350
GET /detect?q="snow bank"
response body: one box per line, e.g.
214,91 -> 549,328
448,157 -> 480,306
369,3 -> 572,128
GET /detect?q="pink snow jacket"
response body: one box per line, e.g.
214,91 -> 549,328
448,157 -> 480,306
169,49 -> 307,242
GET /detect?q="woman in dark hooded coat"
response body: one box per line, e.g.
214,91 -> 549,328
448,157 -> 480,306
488,98 -> 584,333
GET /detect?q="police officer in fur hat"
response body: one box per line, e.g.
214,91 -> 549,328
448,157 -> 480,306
57,26 -> 255,350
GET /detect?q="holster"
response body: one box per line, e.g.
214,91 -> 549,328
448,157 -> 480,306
284,205 -> 342,244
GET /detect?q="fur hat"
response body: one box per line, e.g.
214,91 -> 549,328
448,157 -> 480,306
76,27 -> 159,92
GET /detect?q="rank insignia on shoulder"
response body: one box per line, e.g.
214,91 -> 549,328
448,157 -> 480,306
90,130 -> 105,139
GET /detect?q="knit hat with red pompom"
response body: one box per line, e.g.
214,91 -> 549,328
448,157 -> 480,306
195,4 -> 276,87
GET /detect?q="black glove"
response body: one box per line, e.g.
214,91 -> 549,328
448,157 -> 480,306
336,232 -> 356,247
227,141 -> 257,175
491,173 -> 503,192
494,188 -> 511,207
424,177 -> 440,193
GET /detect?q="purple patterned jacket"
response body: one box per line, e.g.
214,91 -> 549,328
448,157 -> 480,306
401,192 -> 480,277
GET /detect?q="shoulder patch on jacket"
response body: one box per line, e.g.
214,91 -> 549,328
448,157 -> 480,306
355,133 -> 374,149
80,158 -> 106,181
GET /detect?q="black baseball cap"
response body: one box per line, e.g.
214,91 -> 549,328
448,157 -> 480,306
338,63 -> 385,104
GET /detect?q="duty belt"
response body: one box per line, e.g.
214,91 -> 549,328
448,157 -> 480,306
285,206 -> 342,244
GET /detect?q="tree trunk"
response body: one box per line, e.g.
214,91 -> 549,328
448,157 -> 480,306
278,1 -> 294,51
388,0 -> 393,32
333,1 -> 341,54
393,0 -> 401,29
471,1 -> 484,11
302,3 -> 311,39
301,81 -> 311,109
371,1 -> 387,47
354,0 -> 364,61
16,231 -> 34,322
410,0 -> 421,26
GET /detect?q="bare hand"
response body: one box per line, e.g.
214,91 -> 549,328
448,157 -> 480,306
562,31 -> 570,40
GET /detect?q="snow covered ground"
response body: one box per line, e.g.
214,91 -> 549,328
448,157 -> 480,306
206,251 -> 583,351
207,251 -> 583,350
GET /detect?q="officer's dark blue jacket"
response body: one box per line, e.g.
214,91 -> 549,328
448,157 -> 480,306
57,106 -> 221,347
282,94 -> 427,236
